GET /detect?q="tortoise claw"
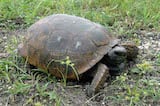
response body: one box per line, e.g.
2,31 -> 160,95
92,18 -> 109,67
86,85 -> 95,97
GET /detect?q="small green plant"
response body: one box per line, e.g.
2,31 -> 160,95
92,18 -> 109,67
34,102 -> 43,106
125,83 -> 141,106
8,80 -> 32,94
113,73 -> 128,86
131,61 -> 153,75
0,70 -> 11,82
35,82 -> 61,106
47,90 -> 61,106
0,60 -> 11,82
156,53 -> 160,65
60,56 -> 79,80
47,56 -> 79,85
36,82 -> 49,97
0,54 -> 27,83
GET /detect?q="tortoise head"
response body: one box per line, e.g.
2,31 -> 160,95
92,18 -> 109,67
108,42 -> 139,62
108,45 -> 127,64
102,45 -> 127,75
106,38 -> 127,65
103,42 -> 138,75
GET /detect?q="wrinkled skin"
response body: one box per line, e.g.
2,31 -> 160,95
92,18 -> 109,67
102,42 -> 138,76
103,45 -> 127,75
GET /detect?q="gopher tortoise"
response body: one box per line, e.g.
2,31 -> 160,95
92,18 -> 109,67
18,14 -> 138,96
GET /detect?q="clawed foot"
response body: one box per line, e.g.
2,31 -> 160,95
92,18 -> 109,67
86,85 -> 96,97
86,63 -> 109,97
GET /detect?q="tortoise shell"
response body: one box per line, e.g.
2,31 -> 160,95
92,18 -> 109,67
18,14 -> 119,79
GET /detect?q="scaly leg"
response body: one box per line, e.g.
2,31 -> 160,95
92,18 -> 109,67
86,63 -> 110,97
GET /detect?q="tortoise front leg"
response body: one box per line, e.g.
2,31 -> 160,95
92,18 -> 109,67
86,63 -> 110,97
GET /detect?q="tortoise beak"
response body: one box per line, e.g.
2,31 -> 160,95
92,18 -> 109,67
109,46 -> 126,57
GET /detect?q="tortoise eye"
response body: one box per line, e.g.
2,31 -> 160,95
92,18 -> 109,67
114,51 -> 126,56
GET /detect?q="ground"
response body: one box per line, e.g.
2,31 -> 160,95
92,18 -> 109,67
0,27 -> 160,106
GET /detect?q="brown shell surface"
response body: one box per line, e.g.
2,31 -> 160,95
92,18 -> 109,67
19,14 -> 118,79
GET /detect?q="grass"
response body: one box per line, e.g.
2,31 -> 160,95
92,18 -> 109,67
0,0 -> 160,105
0,36 -> 61,105
0,54 -> 61,105
105,60 -> 160,106
0,0 -> 160,30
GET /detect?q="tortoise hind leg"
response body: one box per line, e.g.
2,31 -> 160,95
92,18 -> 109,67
86,63 -> 110,97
